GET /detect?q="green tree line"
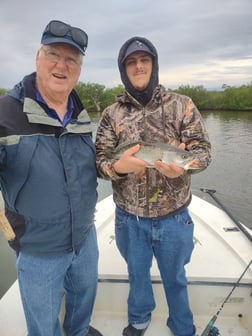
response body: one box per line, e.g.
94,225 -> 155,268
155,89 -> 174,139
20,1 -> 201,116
1,82 -> 252,112
173,83 -> 252,111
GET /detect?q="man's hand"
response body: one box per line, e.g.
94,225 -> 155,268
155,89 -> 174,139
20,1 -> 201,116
113,144 -> 147,175
154,143 -> 186,178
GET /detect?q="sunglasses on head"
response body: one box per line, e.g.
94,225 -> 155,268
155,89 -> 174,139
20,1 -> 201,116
45,20 -> 88,52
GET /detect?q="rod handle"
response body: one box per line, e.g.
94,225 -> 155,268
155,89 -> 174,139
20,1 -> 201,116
0,210 -> 16,241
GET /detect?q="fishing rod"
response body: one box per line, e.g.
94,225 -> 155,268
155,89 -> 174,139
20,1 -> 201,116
200,259 -> 252,336
200,188 -> 252,242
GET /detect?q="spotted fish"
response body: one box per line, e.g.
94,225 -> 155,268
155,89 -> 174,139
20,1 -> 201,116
113,141 -> 199,170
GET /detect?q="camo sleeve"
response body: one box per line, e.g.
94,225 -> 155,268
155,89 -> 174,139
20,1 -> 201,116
95,104 -> 127,181
180,97 -> 211,173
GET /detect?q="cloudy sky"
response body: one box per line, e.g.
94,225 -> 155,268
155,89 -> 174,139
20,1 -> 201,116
1,0 -> 251,90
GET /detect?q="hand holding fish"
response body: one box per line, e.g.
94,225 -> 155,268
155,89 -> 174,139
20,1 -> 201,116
113,141 -> 200,176
113,144 -> 147,175
154,159 -> 185,178
154,143 -> 186,178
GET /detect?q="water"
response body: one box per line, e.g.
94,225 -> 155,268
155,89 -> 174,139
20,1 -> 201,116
0,110 -> 251,298
191,110 -> 252,228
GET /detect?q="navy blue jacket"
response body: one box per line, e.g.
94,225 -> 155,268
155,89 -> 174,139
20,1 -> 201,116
0,73 -> 98,255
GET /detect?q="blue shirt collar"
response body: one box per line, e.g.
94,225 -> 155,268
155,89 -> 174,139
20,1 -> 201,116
35,89 -> 74,127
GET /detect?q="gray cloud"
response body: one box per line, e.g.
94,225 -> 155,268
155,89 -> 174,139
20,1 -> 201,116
1,0 -> 251,90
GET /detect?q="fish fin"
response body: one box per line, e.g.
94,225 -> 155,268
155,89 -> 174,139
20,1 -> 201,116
184,159 -> 200,170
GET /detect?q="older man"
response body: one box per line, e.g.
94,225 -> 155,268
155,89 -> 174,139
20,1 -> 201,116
0,20 -> 102,336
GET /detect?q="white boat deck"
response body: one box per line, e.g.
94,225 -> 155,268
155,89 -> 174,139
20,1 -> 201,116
92,194 -> 252,335
95,195 -> 252,283
0,194 -> 251,336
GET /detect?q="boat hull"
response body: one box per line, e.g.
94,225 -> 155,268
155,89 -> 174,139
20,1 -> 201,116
0,194 -> 251,335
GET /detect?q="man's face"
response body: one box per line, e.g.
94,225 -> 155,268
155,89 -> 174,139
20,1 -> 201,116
124,51 -> 153,91
36,43 -> 82,97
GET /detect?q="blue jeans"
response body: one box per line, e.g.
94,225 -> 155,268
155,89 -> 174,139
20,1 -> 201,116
16,226 -> 99,336
115,207 -> 196,336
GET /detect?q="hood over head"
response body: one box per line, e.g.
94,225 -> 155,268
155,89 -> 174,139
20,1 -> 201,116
118,36 -> 159,106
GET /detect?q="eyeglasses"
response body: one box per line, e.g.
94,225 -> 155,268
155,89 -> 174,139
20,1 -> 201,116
44,20 -> 88,53
41,46 -> 82,68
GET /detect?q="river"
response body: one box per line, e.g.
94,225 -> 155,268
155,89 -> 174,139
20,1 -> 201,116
0,110 -> 251,298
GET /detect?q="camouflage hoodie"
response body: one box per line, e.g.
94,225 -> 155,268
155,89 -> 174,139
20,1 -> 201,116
95,37 -> 211,217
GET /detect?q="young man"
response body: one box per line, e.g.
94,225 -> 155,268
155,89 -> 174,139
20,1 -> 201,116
95,37 -> 211,336
0,20 -> 102,336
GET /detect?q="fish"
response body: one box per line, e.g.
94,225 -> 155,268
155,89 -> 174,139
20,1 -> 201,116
113,141 -> 199,170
